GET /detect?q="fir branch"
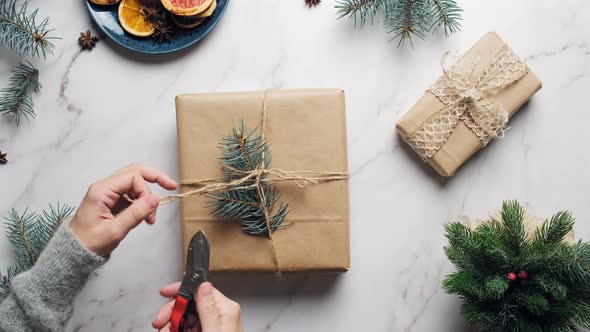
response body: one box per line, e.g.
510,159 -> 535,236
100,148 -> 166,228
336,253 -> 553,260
336,0 -> 462,47
429,0 -> 462,36
4,208 -> 37,266
0,0 -> 57,58
208,122 -> 289,236
31,204 -> 74,256
0,203 -> 74,303
501,200 -> 527,254
484,275 -> 509,300
335,0 -> 384,26
385,0 -> 430,48
0,61 -> 41,125
534,211 -> 575,245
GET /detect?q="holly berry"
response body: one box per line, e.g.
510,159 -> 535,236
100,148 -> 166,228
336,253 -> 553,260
507,272 -> 518,281
518,270 -> 528,279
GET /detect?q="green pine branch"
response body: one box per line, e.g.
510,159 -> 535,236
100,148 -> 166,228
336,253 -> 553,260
207,122 -> 289,236
0,0 -> 56,58
0,203 -> 74,302
443,200 -> 590,331
0,61 -> 41,125
336,0 -> 462,47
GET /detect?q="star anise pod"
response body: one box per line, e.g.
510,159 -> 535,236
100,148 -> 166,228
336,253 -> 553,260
0,150 -> 7,165
141,6 -> 165,25
79,30 -> 100,51
153,23 -> 174,43
305,0 -> 320,7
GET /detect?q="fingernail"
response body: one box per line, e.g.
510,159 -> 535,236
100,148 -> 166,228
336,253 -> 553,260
200,282 -> 213,296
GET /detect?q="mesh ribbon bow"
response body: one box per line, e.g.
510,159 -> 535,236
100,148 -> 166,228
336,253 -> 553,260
404,46 -> 529,160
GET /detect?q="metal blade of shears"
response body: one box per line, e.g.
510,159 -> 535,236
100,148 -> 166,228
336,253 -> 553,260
178,230 -> 210,299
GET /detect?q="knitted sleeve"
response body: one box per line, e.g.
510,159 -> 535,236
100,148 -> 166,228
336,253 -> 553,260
0,223 -> 107,332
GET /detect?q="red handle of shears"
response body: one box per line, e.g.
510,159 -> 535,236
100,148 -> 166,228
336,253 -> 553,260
170,295 -> 189,332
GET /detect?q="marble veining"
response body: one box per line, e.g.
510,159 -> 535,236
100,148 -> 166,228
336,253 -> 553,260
2,0 -> 590,331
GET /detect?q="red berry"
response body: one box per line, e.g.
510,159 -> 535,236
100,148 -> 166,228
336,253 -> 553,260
507,272 -> 518,281
518,270 -> 528,279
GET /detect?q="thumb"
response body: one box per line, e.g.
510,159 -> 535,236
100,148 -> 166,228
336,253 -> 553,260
196,282 -> 222,331
114,194 -> 160,232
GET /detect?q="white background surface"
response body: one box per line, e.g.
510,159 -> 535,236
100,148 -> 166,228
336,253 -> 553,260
1,0 -> 590,331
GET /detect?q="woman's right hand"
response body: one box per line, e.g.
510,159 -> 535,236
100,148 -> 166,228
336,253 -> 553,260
152,282 -> 243,332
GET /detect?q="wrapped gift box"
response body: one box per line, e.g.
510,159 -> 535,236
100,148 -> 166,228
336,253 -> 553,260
396,32 -> 542,177
175,89 -> 350,272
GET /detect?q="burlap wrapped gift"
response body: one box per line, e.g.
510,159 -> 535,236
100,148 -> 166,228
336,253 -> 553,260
396,32 -> 542,177
174,89 -> 350,272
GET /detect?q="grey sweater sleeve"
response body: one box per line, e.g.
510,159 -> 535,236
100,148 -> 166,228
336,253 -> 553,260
0,223 -> 107,332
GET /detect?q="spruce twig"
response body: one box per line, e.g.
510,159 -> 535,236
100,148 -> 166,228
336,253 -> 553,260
0,61 -> 41,125
0,0 -> 56,58
207,122 -> 289,236
0,204 -> 74,302
336,0 -> 462,47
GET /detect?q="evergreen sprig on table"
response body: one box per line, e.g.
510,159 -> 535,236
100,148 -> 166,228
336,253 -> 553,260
0,0 -> 57,126
0,204 -> 74,302
0,0 -> 56,58
336,0 -> 462,47
443,201 -> 590,332
207,122 -> 289,236
0,61 -> 41,125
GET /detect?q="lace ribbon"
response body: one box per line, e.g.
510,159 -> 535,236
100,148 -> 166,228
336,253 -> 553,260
403,46 -> 529,160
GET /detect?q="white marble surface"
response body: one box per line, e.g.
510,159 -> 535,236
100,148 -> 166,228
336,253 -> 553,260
2,0 -> 590,331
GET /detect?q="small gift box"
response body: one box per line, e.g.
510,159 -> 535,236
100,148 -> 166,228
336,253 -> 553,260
396,32 -> 542,176
175,89 -> 350,272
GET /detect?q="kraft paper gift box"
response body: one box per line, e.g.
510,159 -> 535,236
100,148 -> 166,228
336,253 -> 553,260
396,32 -> 542,177
175,89 -> 350,272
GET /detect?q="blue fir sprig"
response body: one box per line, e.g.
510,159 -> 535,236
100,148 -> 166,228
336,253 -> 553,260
0,0 -> 56,59
0,204 -> 74,302
207,122 -> 289,236
0,61 -> 41,125
336,0 -> 462,47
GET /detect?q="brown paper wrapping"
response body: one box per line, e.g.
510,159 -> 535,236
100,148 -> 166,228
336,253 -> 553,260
175,89 -> 350,272
396,32 -> 542,177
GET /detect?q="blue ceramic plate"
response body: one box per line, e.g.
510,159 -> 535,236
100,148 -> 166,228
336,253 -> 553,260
86,0 -> 229,54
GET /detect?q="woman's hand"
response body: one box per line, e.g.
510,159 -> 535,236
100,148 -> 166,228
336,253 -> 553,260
69,164 -> 177,257
152,282 -> 243,332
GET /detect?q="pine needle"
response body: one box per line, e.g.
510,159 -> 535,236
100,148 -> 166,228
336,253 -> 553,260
0,0 -> 57,58
0,61 -> 41,126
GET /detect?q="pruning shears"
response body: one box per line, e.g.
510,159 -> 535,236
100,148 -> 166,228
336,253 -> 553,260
170,230 -> 210,332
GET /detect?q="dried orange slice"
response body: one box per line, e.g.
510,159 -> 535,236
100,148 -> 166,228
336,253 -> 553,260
90,0 -> 121,6
161,0 -> 214,17
90,0 -> 121,5
197,0 -> 216,18
118,0 -> 155,37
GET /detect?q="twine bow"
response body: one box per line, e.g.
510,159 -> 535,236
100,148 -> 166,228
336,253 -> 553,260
158,90 -> 348,273
403,46 -> 529,160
